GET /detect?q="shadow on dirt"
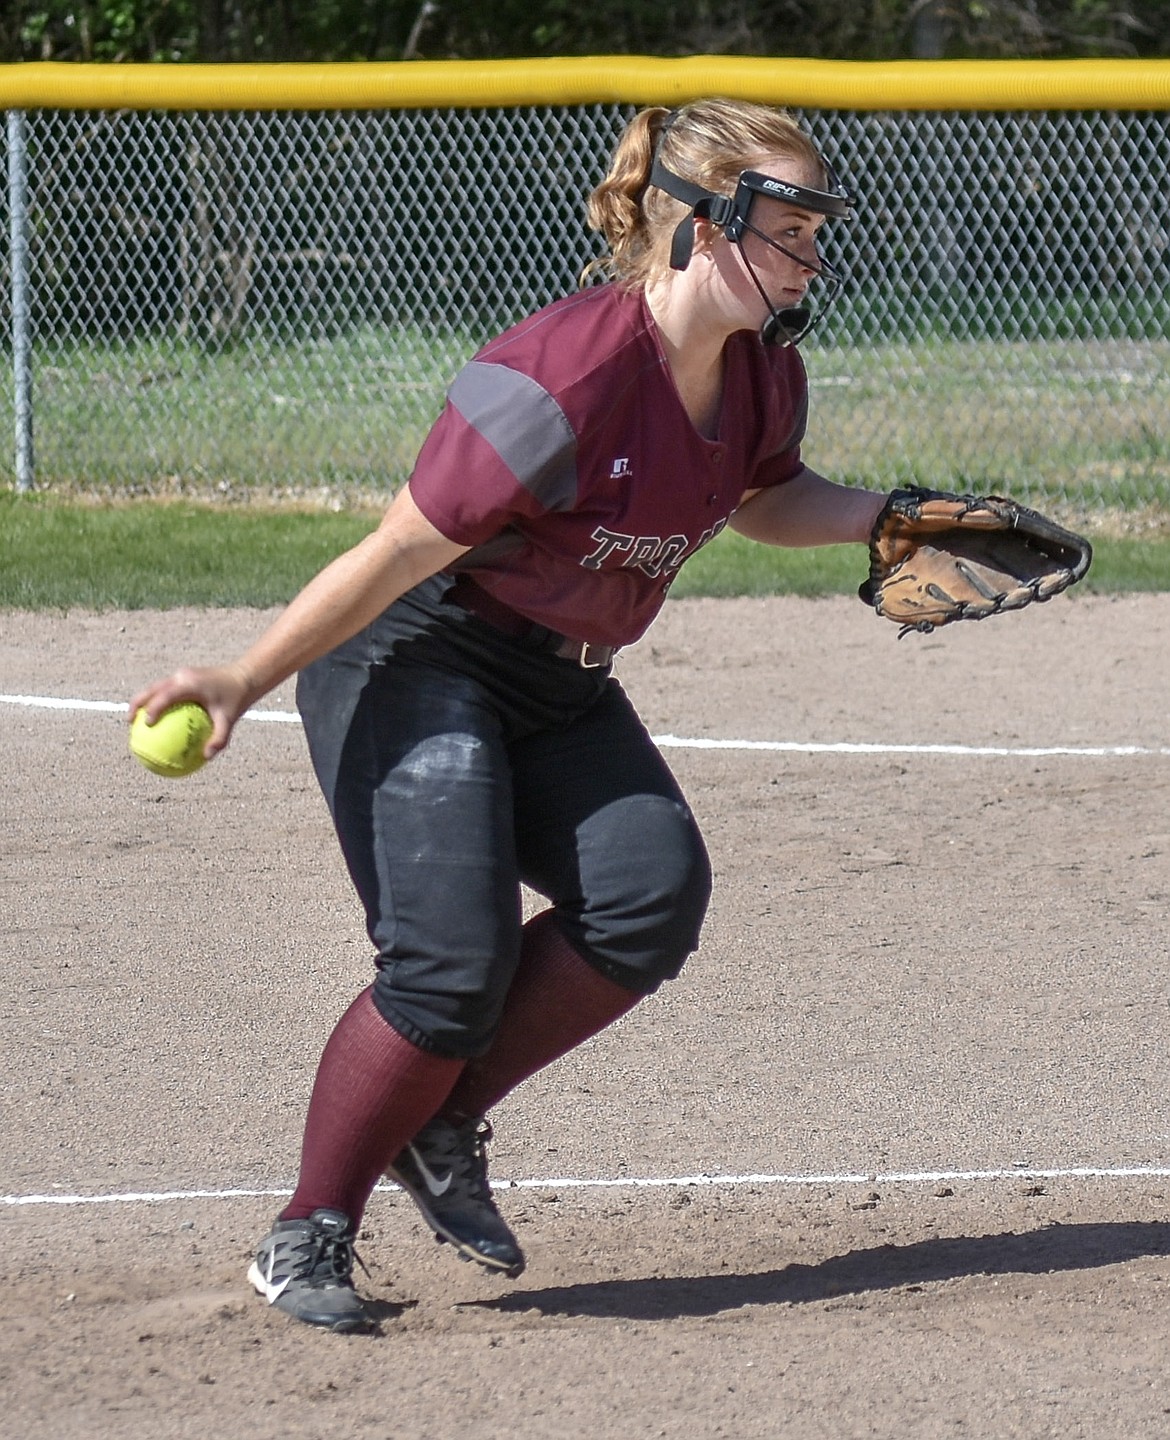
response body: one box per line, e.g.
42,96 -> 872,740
467,1221 -> 1170,1321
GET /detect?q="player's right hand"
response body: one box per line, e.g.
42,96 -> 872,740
128,661 -> 256,761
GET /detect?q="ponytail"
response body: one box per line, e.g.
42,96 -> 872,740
582,107 -> 672,286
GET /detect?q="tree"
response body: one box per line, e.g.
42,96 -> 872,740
2,0 -> 1167,62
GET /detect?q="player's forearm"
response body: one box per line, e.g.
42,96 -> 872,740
730,467 -> 885,548
129,488 -> 467,753
228,541 -> 401,704
124,536 -> 422,759
233,502 -> 465,704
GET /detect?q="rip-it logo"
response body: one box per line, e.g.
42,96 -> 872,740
760,178 -> 799,197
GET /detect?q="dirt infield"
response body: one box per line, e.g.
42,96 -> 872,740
4,592 -> 1170,1439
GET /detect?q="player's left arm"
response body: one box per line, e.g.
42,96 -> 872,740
729,465 -> 885,548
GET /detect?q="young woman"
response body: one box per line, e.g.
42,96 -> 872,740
131,97 -> 888,1333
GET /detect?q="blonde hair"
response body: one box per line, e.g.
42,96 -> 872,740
584,98 -> 827,290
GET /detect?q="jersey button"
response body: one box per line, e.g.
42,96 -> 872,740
706,492 -> 718,505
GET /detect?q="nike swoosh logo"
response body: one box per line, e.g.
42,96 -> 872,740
248,1252 -> 292,1305
262,1275 -> 292,1305
408,1143 -> 453,1197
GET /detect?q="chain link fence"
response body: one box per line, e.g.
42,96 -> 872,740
3,103 -> 1169,524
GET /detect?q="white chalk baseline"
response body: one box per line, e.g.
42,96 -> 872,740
6,1165 -> 1170,1208
2,693 -> 1168,760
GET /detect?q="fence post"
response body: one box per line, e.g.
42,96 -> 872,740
7,109 -> 34,493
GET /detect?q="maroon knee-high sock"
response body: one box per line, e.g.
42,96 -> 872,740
441,909 -> 641,1123
281,986 -> 464,1225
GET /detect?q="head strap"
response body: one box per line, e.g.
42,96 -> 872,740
649,156 -> 735,269
650,156 -> 856,268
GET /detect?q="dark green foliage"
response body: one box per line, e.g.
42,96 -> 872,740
4,0 -> 1168,63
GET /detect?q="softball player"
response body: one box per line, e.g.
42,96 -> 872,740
132,97 -> 888,1332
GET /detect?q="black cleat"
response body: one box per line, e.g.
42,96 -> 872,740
247,1208 -> 376,1333
387,1117 -> 526,1277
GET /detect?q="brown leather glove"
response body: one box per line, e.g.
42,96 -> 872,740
859,486 -> 1093,636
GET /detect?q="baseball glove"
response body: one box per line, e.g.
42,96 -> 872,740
859,486 -> 1093,636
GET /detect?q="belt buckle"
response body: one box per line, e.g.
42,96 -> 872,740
578,641 -> 611,669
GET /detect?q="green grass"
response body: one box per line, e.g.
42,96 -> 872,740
0,493 -> 378,609
5,328 -> 457,500
2,492 -> 1167,611
4,330 -> 1170,517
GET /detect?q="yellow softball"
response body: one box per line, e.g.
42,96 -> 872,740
129,702 -> 214,778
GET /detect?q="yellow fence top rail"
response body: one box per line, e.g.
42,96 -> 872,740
3,56 -> 1170,111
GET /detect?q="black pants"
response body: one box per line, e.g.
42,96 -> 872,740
296,576 -> 712,1058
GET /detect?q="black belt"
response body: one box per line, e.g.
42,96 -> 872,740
447,576 -> 616,669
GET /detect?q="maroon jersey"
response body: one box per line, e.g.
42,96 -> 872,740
408,283 -> 808,648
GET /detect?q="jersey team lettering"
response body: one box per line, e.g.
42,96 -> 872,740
583,518 -> 729,576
